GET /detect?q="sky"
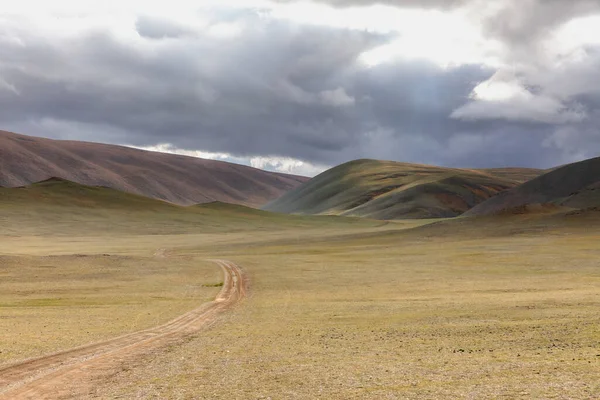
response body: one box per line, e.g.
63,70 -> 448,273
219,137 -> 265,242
1,0 -> 600,176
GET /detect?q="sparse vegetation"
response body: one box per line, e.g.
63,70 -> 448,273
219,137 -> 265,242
467,155 -> 600,216
92,217 -> 600,399
0,129 -> 307,207
264,159 -> 542,219
1,177 -> 598,399
203,282 -> 224,287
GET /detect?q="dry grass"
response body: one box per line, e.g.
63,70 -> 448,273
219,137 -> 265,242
91,220 -> 600,399
263,159 -> 540,219
0,254 -> 221,364
1,204 -> 599,399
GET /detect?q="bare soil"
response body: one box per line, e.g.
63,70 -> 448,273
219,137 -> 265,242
0,130 -> 307,206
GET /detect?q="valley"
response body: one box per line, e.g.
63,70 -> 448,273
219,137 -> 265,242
0,176 -> 598,398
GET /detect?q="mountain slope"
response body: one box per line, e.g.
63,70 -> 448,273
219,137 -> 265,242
465,156 -> 600,216
0,177 -> 179,210
478,167 -> 544,183
263,159 -> 541,219
0,130 -> 308,206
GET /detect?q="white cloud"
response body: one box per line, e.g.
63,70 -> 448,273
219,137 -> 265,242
451,69 -> 587,123
552,15 -> 600,54
250,156 -> 330,176
449,0 -> 600,124
129,143 -> 234,161
207,22 -> 245,39
127,143 -> 329,177
1,0 -> 269,15
0,1 -> 500,69
359,8 -> 503,68
470,71 -> 527,102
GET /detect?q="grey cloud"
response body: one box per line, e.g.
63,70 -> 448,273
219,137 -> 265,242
319,88 -> 355,106
135,15 -> 195,39
1,6 -> 600,174
450,95 -> 588,124
446,0 -> 600,125
0,16 -> 380,162
481,0 -> 600,52
532,48 -> 600,98
298,0 -> 600,124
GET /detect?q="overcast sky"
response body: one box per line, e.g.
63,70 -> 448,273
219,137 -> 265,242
1,0 -> 600,176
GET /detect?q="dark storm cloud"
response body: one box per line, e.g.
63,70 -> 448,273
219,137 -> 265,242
0,16 -> 382,163
1,3 -> 600,173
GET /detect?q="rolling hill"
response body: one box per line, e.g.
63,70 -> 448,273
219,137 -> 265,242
0,130 -> 308,206
0,178 -> 379,235
465,156 -> 600,216
263,159 -> 543,219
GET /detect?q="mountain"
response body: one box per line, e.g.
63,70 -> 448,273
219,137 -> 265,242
0,130 -> 308,206
465,156 -> 600,216
263,159 -> 543,219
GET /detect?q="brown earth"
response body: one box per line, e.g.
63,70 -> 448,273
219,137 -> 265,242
264,159 -> 543,220
477,167 -> 544,182
466,156 -> 600,216
0,130 -> 308,206
0,259 -> 247,400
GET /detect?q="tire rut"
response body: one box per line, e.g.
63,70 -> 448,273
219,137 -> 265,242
0,259 -> 247,399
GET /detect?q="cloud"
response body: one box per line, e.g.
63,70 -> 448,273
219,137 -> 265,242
319,88 -> 355,107
451,70 -> 588,124
0,10 -> 384,163
479,0 -> 600,52
1,0 -> 600,174
451,97 -> 586,124
274,0 -> 471,9
128,143 -> 330,176
442,0 -> 600,126
135,15 -> 196,39
250,156 -> 330,176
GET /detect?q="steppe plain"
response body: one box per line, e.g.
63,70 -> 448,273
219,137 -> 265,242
0,180 -> 598,399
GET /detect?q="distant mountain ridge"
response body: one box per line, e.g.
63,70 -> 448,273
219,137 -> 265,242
0,130 -> 308,206
263,159 -> 543,220
465,156 -> 600,216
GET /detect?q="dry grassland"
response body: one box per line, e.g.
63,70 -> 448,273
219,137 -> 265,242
1,212 -> 599,399
0,254 -> 221,364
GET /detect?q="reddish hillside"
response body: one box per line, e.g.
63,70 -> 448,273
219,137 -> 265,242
465,156 -> 600,216
263,159 -> 541,220
0,130 -> 308,206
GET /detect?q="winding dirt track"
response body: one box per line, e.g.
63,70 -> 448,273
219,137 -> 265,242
0,259 -> 247,399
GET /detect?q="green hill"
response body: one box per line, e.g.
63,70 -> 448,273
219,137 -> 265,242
263,159 -> 541,219
0,177 -> 178,210
0,178 -> 379,236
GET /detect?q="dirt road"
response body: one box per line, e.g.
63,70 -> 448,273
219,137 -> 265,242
0,259 -> 247,399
